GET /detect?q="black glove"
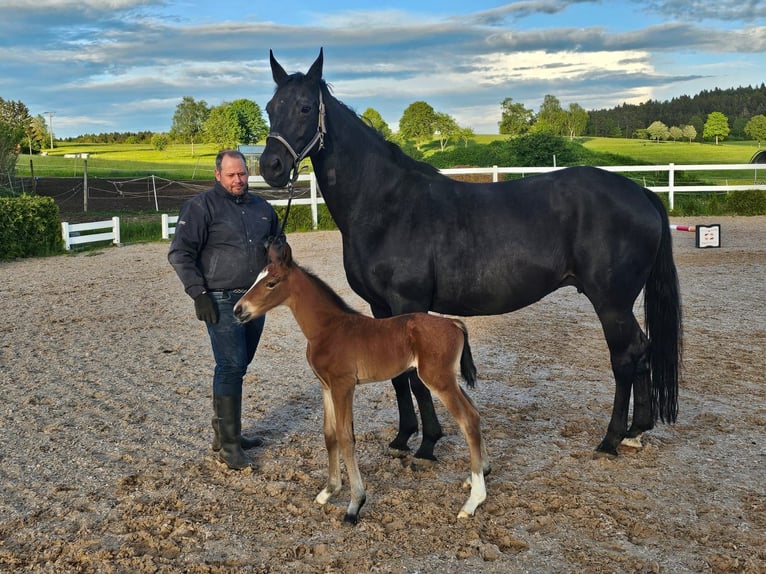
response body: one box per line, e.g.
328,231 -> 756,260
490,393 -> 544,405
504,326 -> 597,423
194,292 -> 218,324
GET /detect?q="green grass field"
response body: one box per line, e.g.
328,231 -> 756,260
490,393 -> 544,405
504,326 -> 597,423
16,137 -> 763,180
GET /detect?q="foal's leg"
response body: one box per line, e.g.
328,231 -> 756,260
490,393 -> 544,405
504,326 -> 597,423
420,369 -> 489,518
331,381 -> 366,524
596,309 -> 650,456
315,384 -> 342,505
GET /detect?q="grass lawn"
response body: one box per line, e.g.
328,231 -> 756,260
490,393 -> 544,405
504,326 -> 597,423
14,137 -> 764,180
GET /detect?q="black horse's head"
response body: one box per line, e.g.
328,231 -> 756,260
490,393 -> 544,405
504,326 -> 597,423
260,48 -> 326,188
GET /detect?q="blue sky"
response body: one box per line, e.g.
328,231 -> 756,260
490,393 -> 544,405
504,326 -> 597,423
1,1 -> 764,138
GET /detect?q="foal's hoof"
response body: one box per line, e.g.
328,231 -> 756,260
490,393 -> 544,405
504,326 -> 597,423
620,434 -> 643,449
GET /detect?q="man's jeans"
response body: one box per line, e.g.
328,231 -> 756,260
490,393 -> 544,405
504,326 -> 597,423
205,290 -> 265,396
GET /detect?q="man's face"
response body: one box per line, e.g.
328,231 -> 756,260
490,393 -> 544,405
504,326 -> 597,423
215,155 -> 248,196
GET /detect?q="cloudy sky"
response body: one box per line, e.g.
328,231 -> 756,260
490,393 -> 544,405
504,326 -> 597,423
1,0 -> 764,139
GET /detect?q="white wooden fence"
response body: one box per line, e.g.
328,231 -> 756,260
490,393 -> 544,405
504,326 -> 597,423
249,163 -> 765,228
61,217 -> 120,250
161,214 -> 178,239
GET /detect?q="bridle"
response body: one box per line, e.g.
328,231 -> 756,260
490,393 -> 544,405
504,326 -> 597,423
265,89 -> 326,234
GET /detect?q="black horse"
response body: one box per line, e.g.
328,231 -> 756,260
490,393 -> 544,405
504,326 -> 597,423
260,49 -> 682,459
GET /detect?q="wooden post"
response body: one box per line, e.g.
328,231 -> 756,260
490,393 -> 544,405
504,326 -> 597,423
83,158 -> 88,212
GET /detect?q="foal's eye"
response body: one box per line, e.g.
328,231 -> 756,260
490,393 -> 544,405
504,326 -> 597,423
301,105 -> 312,114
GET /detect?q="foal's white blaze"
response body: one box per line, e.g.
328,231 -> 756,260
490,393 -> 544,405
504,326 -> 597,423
458,471 -> 487,518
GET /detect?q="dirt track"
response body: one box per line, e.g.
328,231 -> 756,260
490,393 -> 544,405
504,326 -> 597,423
1,217 -> 764,573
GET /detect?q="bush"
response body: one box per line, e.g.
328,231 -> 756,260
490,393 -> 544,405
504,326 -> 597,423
725,189 -> 766,215
0,196 -> 64,259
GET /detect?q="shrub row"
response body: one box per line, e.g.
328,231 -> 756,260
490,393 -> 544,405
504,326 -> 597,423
0,196 -> 64,260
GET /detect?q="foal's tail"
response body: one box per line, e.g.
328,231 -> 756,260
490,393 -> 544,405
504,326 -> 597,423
454,319 -> 478,389
644,190 -> 683,424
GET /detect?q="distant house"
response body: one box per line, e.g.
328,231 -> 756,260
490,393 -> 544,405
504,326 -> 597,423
237,145 -> 266,174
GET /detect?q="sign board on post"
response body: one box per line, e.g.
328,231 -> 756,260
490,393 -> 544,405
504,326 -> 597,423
695,224 -> 721,248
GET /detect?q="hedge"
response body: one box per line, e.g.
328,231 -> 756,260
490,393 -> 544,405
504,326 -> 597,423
0,196 -> 64,260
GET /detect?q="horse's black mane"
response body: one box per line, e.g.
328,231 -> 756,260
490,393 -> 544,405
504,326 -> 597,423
318,80 -> 440,177
297,261 -> 361,316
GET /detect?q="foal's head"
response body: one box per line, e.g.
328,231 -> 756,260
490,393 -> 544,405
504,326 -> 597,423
233,240 -> 293,323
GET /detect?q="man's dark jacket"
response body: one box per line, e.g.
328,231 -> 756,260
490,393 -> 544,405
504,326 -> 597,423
168,182 -> 280,299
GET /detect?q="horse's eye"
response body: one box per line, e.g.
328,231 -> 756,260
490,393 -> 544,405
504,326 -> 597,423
301,105 -> 311,114
266,280 -> 278,288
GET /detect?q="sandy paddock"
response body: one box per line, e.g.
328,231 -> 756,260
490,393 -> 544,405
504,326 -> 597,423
1,217 -> 764,573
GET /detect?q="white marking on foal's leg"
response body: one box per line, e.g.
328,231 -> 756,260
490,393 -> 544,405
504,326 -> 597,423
315,484 -> 341,506
458,471 -> 486,518
620,433 -> 643,449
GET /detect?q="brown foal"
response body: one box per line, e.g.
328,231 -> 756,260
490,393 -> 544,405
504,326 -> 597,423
233,240 -> 490,523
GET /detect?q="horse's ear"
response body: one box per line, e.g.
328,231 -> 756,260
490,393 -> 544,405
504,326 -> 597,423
270,49 -> 289,86
281,242 -> 293,266
306,47 -> 323,82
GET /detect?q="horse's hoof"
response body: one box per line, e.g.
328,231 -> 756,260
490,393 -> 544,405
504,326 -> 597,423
593,448 -> 618,460
620,435 -> 643,449
387,446 -> 411,458
343,512 -> 360,525
408,457 -> 437,471
413,447 -> 438,462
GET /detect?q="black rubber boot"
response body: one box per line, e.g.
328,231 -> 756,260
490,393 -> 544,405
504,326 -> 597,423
212,418 -> 264,451
213,395 -> 250,470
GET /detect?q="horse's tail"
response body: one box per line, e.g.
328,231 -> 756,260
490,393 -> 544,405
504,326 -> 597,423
643,189 -> 683,424
454,319 -> 478,389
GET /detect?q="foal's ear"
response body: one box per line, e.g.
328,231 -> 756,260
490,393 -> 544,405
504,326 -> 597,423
270,49 -> 289,86
306,47 -> 324,82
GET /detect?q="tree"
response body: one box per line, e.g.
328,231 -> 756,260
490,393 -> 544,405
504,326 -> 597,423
151,133 -> 169,151
0,121 -> 24,188
170,96 -> 209,156
456,125 -> 475,147
434,112 -> 460,151
646,120 -> 670,143
498,97 -> 534,136
24,114 -> 48,154
703,111 -> 730,144
228,99 -> 268,144
361,107 -> 392,139
202,99 -> 268,149
204,104 -> 240,149
669,126 -> 683,142
681,124 -> 697,143
399,101 -> 437,150
532,95 -> 566,136
744,114 -> 766,147
564,103 -> 588,141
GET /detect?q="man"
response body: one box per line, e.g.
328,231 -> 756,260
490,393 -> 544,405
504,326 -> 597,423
169,149 -> 281,470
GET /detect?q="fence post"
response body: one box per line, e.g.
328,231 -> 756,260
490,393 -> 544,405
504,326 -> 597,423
61,221 -> 71,250
492,165 -> 499,183
162,213 -> 169,240
310,173 -> 318,230
668,163 -> 675,211
112,216 -> 121,246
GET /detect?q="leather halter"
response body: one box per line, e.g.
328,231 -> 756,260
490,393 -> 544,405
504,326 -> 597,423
266,90 -> 326,185
265,90 -> 326,234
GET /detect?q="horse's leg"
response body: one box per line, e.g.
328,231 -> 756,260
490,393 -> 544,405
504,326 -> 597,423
388,372 -> 419,453
408,371 -> 444,461
332,381 -> 366,524
315,384 -> 342,506
420,370 -> 488,518
624,328 -> 653,447
596,309 -> 650,456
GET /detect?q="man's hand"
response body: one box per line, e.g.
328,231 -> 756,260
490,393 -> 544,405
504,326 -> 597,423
194,292 -> 218,323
